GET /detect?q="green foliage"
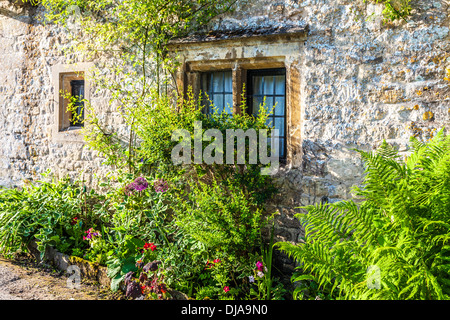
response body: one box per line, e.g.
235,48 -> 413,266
364,0 -> 412,23
36,0 -> 239,174
1,0 -> 282,301
277,130 -> 450,300
106,235 -> 144,291
174,179 -> 265,258
0,173 -> 89,257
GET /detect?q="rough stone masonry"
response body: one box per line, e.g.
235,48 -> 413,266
0,0 -> 449,272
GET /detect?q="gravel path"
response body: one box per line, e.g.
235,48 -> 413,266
0,257 -> 121,300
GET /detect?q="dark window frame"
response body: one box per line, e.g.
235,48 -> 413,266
69,80 -> 85,127
247,68 -> 287,160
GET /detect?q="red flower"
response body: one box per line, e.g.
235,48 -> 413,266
71,217 -> 79,225
213,259 -> 221,264
143,243 -> 157,251
223,286 -> 230,293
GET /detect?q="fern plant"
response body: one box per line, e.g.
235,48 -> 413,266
277,129 -> 450,300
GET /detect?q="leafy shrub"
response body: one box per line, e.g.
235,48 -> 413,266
277,129 -> 450,300
0,174 -> 92,258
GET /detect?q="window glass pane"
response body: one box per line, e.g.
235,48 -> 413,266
253,96 -> 264,116
202,71 -> 233,114
224,71 -> 232,92
264,75 -> 275,95
224,94 -> 233,114
266,97 -> 277,114
248,68 -> 286,158
278,138 -> 285,158
211,73 -> 223,93
275,75 -> 285,95
267,137 -> 283,158
70,80 -> 84,127
253,76 -> 263,95
274,118 -> 285,137
274,97 -> 285,116
212,94 -> 224,113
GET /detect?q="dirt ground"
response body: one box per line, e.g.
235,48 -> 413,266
0,255 -> 125,300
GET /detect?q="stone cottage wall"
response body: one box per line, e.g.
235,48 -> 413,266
198,0 -> 450,271
0,1 -> 125,188
1,0 -> 450,272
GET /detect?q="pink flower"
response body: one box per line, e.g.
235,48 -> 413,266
256,261 -> 264,271
223,286 -> 230,293
213,259 -> 221,264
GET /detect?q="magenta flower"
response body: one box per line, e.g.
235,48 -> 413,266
256,261 -> 264,271
223,286 -> 230,293
83,228 -> 101,240
153,179 -> 169,193
134,177 -> 149,192
124,182 -> 137,196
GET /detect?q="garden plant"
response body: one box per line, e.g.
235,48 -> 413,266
0,0 -> 448,301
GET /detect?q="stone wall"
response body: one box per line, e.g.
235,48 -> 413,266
0,1 -> 124,187
199,0 -> 450,271
1,0 -> 450,273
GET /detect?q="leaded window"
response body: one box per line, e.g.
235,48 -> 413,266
201,70 -> 233,114
247,68 -> 286,159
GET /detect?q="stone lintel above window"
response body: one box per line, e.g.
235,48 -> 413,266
168,28 -> 307,167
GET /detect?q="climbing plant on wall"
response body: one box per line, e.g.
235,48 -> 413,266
34,0 -> 239,173
364,0 -> 412,22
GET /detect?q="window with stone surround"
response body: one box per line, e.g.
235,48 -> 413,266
60,74 -> 85,129
51,63 -> 93,142
168,26 -> 307,165
199,67 -> 287,159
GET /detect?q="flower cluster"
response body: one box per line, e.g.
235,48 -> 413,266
138,242 -> 157,253
125,259 -> 169,300
142,276 -> 168,296
83,228 -> 101,241
153,178 -> 169,193
249,260 -> 267,282
143,242 -> 157,251
204,258 -> 221,270
124,177 -> 149,195
134,177 -> 149,191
